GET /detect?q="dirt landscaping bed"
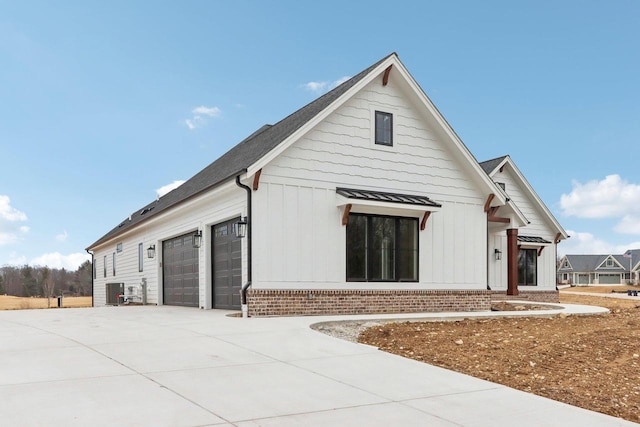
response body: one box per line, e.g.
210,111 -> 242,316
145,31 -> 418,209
358,292 -> 640,424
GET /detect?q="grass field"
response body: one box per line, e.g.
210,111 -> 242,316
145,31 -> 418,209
0,295 -> 92,310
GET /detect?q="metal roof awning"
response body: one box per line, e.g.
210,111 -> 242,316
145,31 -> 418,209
336,187 -> 441,208
518,235 -> 552,244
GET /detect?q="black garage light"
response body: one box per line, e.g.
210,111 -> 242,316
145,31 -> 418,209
147,244 -> 156,259
494,248 -> 502,261
233,217 -> 248,238
192,230 -> 202,248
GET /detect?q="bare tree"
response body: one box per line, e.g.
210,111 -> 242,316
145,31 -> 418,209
40,268 -> 55,308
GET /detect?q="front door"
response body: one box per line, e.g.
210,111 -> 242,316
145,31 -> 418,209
212,218 -> 242,309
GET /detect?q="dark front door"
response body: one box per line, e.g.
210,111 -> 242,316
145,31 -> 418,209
163,233 -> 199,307
213,218 -> 242,309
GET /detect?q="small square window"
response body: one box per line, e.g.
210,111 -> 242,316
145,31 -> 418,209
116,242 -> 123,253
375,111 -> 393,146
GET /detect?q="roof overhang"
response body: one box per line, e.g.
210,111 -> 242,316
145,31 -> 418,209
336,187 -> 441,217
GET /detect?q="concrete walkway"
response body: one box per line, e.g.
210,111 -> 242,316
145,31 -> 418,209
0,303 -> 635,427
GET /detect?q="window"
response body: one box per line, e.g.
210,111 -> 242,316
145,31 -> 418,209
518,249 -> 537,286
112,253 -> 116,276
346,214 -> 418,282
138,243 -> 144,272
116,242 -> 123,253
93,261 -> 96,279
374,111 -> 393,146
563,260 -> 569,268
103,255 -> 107,278
497,182 -> 506,191
606,258 -> 614,267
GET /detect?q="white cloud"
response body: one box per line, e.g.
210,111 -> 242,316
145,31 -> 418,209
56,230 -> 68,242
192,106 -> 221,117
560,175 -> 640,235
0,196 -> 28,245
184,105 -> 221,130
156,180 -> 185,198
302,76 -> 352,94
30,252 -> 90,270
560,175 -> 640,219
0,195 -> 27,222
557,229 -> 640,256
4,253 -> 27,266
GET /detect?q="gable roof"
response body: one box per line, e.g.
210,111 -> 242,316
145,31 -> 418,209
480,155 -> 568,241
87,54 -> 394,250
88,52 -> 509,250
559,254 -> 635,272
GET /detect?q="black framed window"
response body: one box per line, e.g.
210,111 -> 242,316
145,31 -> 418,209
518,249 -> 537,286
112,253 -> 116,276
375,111 -> 393,146
346,213 -> 418,282
93,261 -> 96,279
138,243 -> 144,272
103,255 -> 107,278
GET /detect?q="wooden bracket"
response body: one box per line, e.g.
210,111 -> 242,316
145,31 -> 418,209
382,65 -> 393,86
489,206 -> 500,216
499,165 -> 505,173
538,246 -> 545,256
484,194 -> 495,213
342,204 -> 352,226
554,232 -> 562,244
252,169 -> 262,191
488,216 -> 510,223
420,211 -> 431,231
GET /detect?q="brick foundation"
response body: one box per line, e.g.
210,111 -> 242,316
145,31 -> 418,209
247,289 -> 491,317
491,290 -> 559,303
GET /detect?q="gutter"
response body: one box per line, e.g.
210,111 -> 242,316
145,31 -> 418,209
86,249 -> 94,307
235,175 -> 252,317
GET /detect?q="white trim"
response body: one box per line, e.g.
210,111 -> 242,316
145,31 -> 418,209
246,54 -> 506,206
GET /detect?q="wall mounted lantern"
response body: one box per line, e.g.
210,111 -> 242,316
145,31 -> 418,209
192,230 -> 202,248
147,244 -> 156,259
233,217 -> 248,238
494,248 -> 502,261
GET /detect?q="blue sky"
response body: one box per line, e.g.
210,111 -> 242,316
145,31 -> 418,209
1,1 -> 639,269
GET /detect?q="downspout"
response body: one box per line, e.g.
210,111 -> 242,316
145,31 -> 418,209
235,175 -> 252,317
86,249 -> 94,307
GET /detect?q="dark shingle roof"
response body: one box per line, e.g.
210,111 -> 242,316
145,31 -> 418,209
559,253 -> 638,272
479,156 -> 507,175
88,53 -> 396,249
336,188 -> 441,208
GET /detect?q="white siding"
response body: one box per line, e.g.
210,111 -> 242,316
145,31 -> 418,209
253,76 -> 488,290
492,165 -> 558,290
92,181 -> 245,308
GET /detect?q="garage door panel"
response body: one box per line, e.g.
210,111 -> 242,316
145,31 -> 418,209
163,232 -> 199,307
213,219 -> 242,310
599,274 -> 621,284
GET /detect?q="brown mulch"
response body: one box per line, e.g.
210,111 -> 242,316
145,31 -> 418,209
358,293 -> 640,423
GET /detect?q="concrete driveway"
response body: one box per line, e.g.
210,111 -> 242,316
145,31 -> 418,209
0,305 -> 635,427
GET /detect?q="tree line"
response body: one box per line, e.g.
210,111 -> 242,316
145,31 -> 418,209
0,261 -> 92,297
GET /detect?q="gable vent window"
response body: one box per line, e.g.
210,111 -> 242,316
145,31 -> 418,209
375,111 -> 393,146
606,259 -> 613,267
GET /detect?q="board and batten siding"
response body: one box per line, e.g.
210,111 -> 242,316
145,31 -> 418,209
489,166 -> 558,290
252,76 -> 488,290
92,181 -> 246,308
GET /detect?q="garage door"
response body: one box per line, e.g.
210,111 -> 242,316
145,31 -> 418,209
599,274 -> 621,284
578,274 -> 590,285
213,218 -> 242,310
163,233 -> 199,307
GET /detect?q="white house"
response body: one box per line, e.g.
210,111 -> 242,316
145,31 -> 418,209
86,53 -> 568,316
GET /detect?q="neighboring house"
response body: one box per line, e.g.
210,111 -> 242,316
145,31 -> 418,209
558,250 -> 640,285
86,53 -> 568,317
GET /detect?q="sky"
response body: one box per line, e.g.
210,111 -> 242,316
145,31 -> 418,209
1,1 -> 639,270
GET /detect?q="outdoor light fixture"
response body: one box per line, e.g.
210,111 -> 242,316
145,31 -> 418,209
192,230 -> 202,248
233,217 -> 248,238
147,244 -> 156,259
494,248 -> 502,261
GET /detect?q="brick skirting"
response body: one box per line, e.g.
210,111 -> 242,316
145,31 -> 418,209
246,289 -> 491,317
491,290 -> 559,303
